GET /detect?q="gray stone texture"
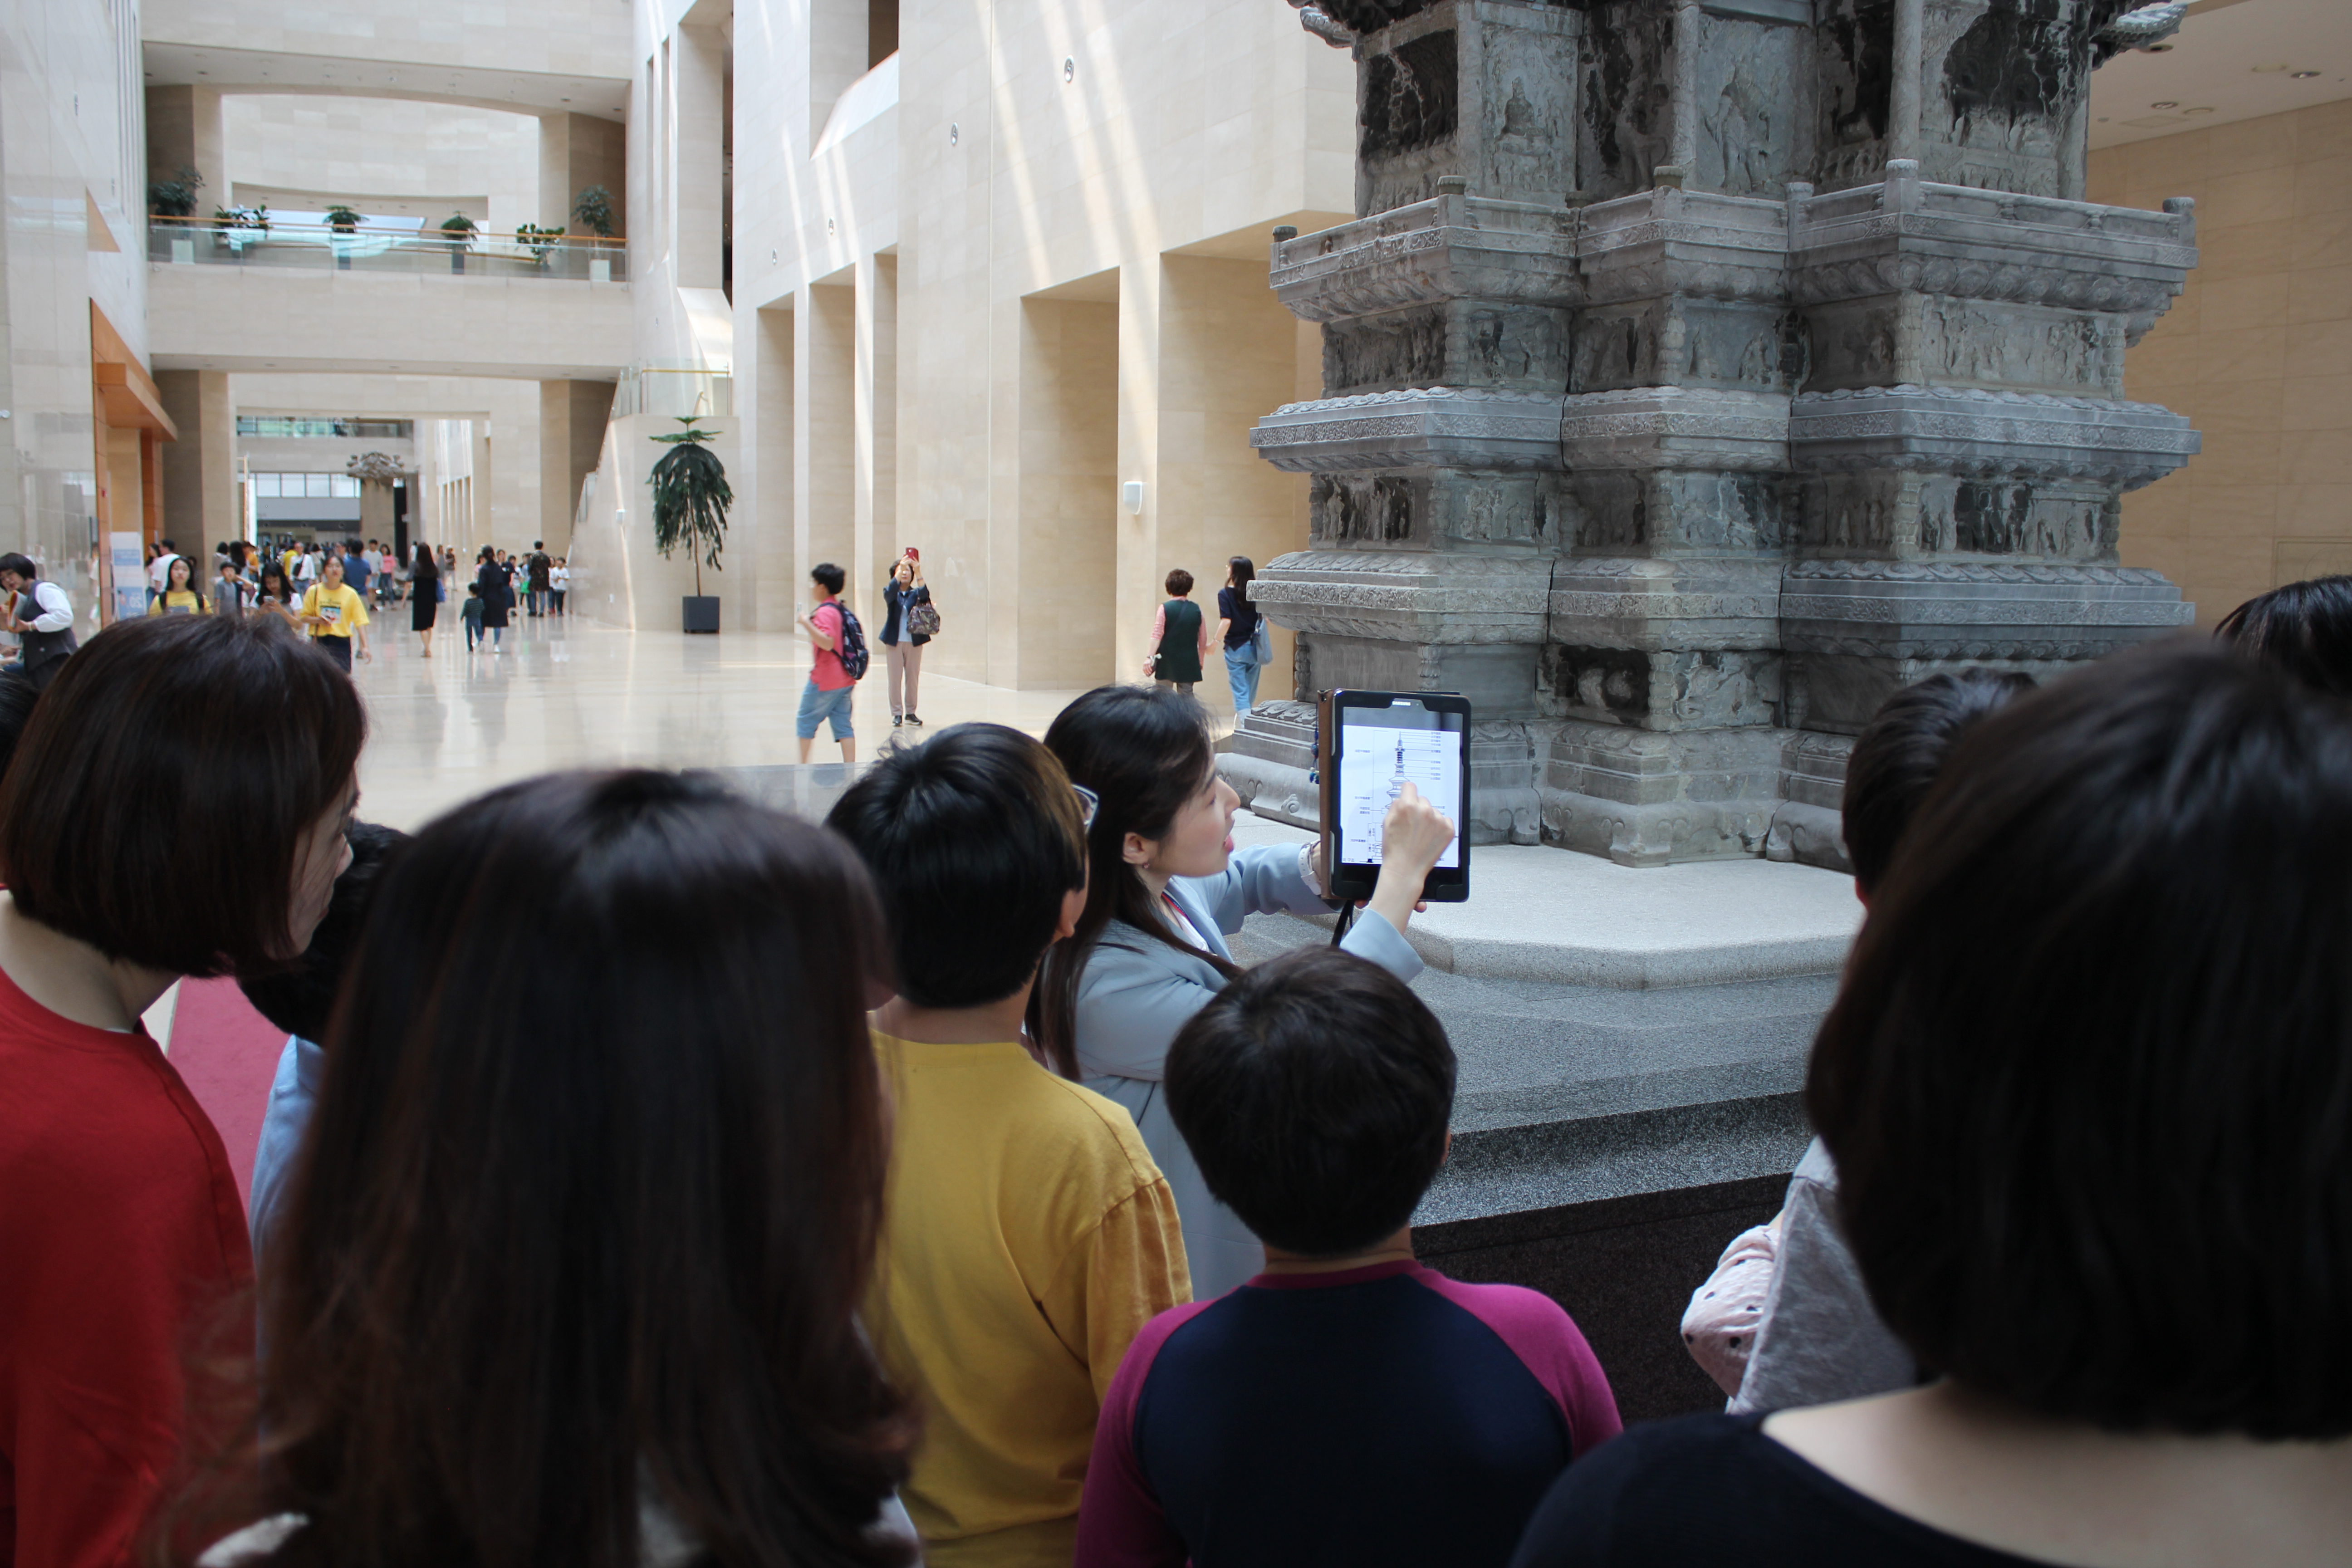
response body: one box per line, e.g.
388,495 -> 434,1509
1240,0 -> 2197,868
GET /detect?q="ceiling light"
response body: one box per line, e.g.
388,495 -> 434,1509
2293,70 -> 2323,79
2252,63 -> 2290,74
2151,100 -> 2179,109
2183,106 -> 2215,115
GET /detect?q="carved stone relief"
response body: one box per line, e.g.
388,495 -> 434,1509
1577,2 -> 1674,199
1311,473 -> 1423,544
1543,646 -> 1783,731
1806,294 -> 2124,395
1324,301 -> 1570,395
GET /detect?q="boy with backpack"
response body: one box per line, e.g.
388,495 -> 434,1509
794,561 -> 866,764
1076,947 -> 1621,1568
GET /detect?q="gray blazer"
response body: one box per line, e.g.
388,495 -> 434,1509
1073,843 -> 1422,1298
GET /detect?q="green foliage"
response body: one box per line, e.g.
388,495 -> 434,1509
212,203 -> 270,234
324,204 -> 363,230
648,418 -> 731,596
440,211 -> 479,239
515,222 -> 567,261
149,166 -> 205,219
573,185 -> 617,237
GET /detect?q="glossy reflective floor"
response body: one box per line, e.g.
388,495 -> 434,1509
353,613 -> 1099,830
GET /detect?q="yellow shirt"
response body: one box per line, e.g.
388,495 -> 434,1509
146,590 -> 208,615
867,1032 -> 1190,1568
300,583 -> 368,640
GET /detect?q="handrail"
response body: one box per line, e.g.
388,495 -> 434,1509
148,214 -> 627,246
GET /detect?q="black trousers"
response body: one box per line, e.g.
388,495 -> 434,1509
315,636 -> 353,672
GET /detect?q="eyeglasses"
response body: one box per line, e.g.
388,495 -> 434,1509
1072,783 -> 1099,831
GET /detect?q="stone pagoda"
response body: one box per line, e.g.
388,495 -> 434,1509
1225,0 -> 2200,867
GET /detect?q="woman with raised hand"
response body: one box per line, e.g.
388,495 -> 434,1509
0,614 -> 363,1568
1513,644 -> 2352,1568
163,769 -> 919,1568
1036,683 -> 1455,1298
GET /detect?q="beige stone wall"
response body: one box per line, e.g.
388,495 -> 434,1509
726,0 -> 1355,693
2090,98 -> 2352,626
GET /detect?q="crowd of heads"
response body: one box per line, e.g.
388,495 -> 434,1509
0,573 -> 2348,1564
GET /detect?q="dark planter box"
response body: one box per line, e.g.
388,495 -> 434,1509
682,595 -> 720,633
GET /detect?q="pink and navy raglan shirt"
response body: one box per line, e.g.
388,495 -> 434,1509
1074,1258 -> 1622,1568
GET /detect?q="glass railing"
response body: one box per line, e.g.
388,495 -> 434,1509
149,218 -> 628,282
612,364 -> 733,418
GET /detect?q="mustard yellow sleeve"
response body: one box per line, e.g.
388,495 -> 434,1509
1037,1176 -> 1194,1406
145,597 -> 162,616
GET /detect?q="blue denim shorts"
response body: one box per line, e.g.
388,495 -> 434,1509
795,677 -> 855,741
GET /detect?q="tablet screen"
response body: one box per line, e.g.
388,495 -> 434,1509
1337,700 -> 1464,869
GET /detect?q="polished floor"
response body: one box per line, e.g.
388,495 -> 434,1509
353,612 -> 1100,830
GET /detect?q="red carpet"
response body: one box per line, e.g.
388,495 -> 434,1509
166,976 -> 289,1207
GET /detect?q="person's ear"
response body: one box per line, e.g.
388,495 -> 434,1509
1122,831 -> 1154,870
1054,885 -> 1086,941
1441,1129 -> 1453,1166
1853,880 -> 1870,911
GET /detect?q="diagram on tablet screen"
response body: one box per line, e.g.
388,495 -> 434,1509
1338,721 -> 1461,869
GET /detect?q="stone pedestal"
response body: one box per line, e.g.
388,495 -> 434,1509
1232,0 -> 2198,867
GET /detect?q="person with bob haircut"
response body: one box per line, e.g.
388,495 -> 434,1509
1512,643 -> 2352,1568
160,769 -> 920,1568
0,614 -> 363,1568
828,724 -> 1189,1568
1037,683 -> 1456,1298
1683,667 -> 2036,1410
2214,572 -> 2352,701
1079,948 -> 1619,1568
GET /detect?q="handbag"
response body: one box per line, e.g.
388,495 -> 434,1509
1250,608 -> 1272,662
906,587 -> 942,638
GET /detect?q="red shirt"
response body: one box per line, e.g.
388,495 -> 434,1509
0,964 -> 254,1568
809,600 -> 853,691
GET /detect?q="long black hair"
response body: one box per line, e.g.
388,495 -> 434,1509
2214,573 -> 2352,701
1033,684 -> 1240,1079
1227,555 -> 1254,605
157,770 -> 916,1566
411,543 -> 437,581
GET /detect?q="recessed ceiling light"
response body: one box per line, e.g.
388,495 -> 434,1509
2151,100 -> 2179,109
2293,70 -> 2323,79
2183,106 -> 2215,116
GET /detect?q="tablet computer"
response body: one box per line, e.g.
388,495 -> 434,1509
1317,688 -> 1471,904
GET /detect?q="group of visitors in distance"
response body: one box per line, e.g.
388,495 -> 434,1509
0,565 -> 2349,1568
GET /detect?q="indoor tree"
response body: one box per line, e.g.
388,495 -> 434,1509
648,416 -> 730,596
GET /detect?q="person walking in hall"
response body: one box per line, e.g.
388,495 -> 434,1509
1143,569 -> 1211,696
147,555 -> 211,616
299,555 -> 372,673
0,555 -> 76,691
550,556 -> 570,615
156,771 -> 921,1567
526,540 -> 552,617
409,544 -> 440,658
794,563 -> 858,766
253,561 -> 302,632
1037,685 -> 1459,1298
474,546 -> 513,653
0,613 -> 363,1568
146,539 -> 179,609
214,555 -> 253,618
343,542 -> 372,605
879,550 -> 934,728
294,543 -> 321,591
1217,555 -> 1271,717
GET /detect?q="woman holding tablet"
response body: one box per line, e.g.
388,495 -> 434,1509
1035,684 -> 1455,1297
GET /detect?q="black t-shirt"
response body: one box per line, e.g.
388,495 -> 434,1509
1218,585 -> 1259,649
1509,1413 -> 2051,1568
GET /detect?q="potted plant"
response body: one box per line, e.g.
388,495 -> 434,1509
441,211 -> 478,273
572,186 -> 616,237
515,222 -> 565,266
324,204 -> 363,232
648,416 -> 730,633
148,166 -> 204,219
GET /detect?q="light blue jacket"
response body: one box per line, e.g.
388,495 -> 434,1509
1073,843 -> 1422,1299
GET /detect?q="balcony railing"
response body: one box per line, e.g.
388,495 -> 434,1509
612,365 -> 733,419
149,218 -> 628,282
